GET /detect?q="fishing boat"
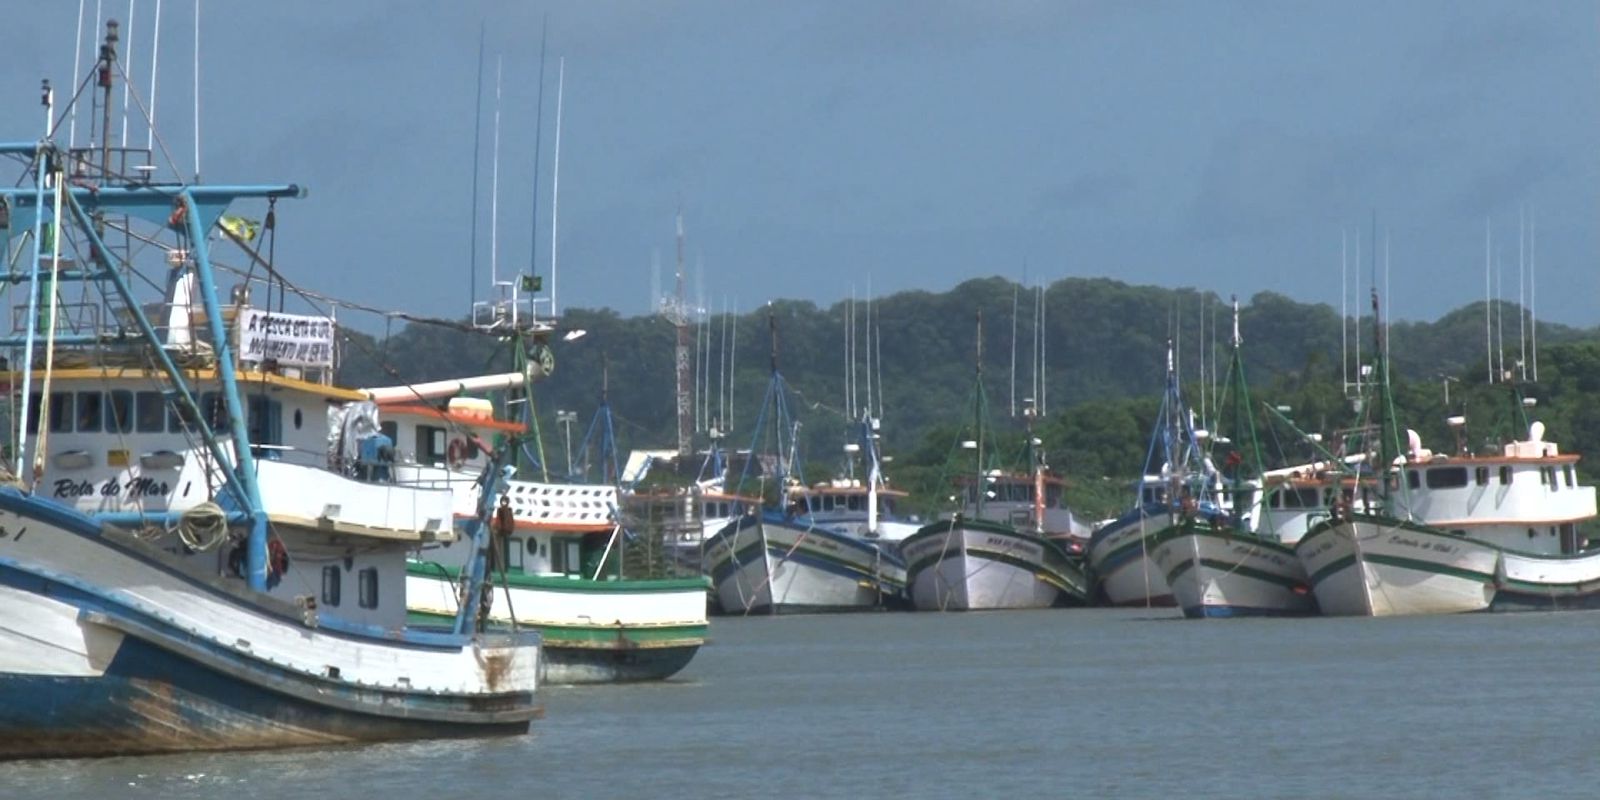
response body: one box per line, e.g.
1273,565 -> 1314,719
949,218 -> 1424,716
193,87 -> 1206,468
703,317 -> 907,614
1146,300 -> 1318,618
0,23 -> 539,758
1087,343 -> 1205,608
387,341 -> 710,683
898,313 -> 1088,611
1295,294 -> 1600,616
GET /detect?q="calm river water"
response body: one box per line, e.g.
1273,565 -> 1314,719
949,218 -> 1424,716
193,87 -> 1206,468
5,608 -> 1600,798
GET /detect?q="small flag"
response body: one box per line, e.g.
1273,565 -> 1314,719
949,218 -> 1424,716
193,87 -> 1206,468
219,215 -> 260,242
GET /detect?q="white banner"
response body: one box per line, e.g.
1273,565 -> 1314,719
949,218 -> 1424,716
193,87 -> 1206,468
238,309 -> 336,368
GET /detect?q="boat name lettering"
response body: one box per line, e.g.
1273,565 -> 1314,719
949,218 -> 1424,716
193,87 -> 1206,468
0,524 -> 27,542
1388,533 -> 1456,554
53,477 -> 171,499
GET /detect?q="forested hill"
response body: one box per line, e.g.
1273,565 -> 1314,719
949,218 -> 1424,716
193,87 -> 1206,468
338,276 -> 1600,517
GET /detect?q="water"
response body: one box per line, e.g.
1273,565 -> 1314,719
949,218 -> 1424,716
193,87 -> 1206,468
6,608 -> 1600,798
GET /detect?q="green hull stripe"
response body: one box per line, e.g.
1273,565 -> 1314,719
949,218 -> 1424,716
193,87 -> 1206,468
1307,553 -> 1358,587
407,561 -> 710,593
406,610 -> 708,649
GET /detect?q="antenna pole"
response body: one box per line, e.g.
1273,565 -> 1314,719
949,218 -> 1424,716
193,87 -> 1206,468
550,56 -> 564,316
1530,210 -> 1538,382
468,25 -> 484,312
120,0 -> 135,147
1519,205 -> 1528,382
147,0 -> 161,150
529,14 -> 548,303
1010,282 -> 1018,417
191,0 -> 198,181
1485,218 -> 1492,384
489,54 -> 502,291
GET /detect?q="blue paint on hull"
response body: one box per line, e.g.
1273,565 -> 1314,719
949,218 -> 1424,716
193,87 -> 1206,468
1183,603 -> 1311,619
0,635 -> 526,760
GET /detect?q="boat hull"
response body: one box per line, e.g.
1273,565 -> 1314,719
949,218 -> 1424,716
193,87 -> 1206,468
900,518 -> 1087,611
1149,521 -> 1315,618
704,514 -> 906,615
1296,515 -> 1498,617
0,490 -> 540,760
406,567 -> 709,685
1490,549 -> 1600,611
1087,511 -> 1175,607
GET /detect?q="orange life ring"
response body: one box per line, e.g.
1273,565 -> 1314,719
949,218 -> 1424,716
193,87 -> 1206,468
446,438 -> 470,469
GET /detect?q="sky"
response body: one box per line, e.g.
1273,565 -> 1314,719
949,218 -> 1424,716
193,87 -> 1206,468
3,1 -> 1598,331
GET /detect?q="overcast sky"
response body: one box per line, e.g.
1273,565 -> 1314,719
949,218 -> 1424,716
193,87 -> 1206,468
4,1 -> 1597,329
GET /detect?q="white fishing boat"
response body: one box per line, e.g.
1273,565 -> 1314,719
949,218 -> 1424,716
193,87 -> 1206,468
1146,300 -> 1320,618
0,26 -> 539,757
703,317 -> 906,615
899,314 -> 1088,612
1089,343 -> 1209,608
1296,293 -> 1600,617
1298,422 -> 1599,616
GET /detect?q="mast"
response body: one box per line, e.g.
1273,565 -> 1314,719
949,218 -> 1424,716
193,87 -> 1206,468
668,213 -> 691,457
974,309 -> 984,516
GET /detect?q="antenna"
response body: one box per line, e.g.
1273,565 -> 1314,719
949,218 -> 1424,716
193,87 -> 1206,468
864,279 -> 873,421
192,0 -> 199,181
528,13 -> 548,308
1485,218 -> 1492,384
147,0 -> 161,150
1530,209 -> 1538,381
120,0 -> 135,146
846,289 -> 855,418
467,24 -> 484,312
1519,205 -> 1526,381
1010,281 -> 1018,417
1341,228 -> 1348,389
71,0 -> 86,147
549,56 -> 565,316
1353,228 -> 1361,393
489,54 -> 502,289
1039,282 -> 1047,417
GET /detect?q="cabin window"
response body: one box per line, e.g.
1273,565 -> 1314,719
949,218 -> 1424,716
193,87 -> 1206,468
847,494 -> 862,511
416,425 -> 448,464
358,567 -> 378,609
500,536 -> 524,572
1268,490 -> 1281,509
1406,471 -> 1420,490
718,503 -> 730,517
201,393 -> 230,431
1425,468 -> 1468,490
247,396 -> 282,447
1565,466 -> 1575,488
47,392 -> 73,433
1500,466 -> 1512,485
105,391 -> 133,433
134,391 -> 166,433
75,392 -> 103,432
1474,467 -> 1489,487
379,421 -> 397,445
321,565 -> 341,606
1549,468 -> 1560,492
294,409 -> 304,430
550,536 -> 582,575
25,393 -> 41,434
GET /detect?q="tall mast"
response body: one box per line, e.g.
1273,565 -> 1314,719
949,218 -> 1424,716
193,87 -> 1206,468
549,56 -> 564,316
672,213 -> 691,456
974,309 -> 984,516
